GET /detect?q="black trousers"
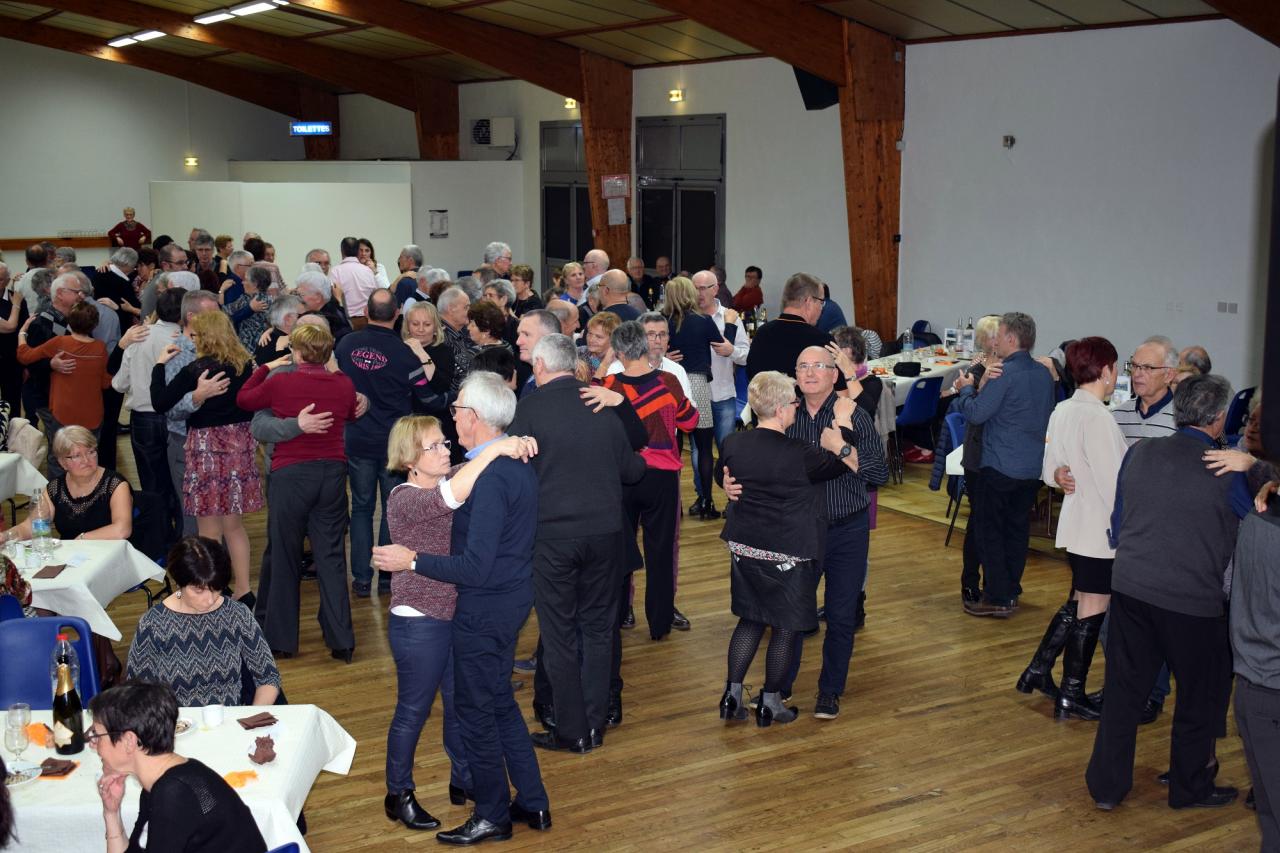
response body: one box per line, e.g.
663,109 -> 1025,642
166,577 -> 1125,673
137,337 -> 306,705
973,467 -> 1040,605
531,533 -> 619,739
1085,592 -> 1232,807
1236,677 -> 1280,851
259,460 -> 354,654
624,468 -> 680,639
97,388 -> 124,471
960,467 -> 984,593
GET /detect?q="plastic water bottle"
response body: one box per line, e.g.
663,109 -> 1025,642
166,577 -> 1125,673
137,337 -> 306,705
49,632 -> 81,700
903,329 -> 914,360
30,489 -> 52,558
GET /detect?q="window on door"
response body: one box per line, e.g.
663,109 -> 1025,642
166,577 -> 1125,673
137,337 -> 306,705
636,114 -> 725,276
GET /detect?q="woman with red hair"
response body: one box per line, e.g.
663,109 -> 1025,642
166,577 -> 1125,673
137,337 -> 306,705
1016,336 -> 1127,721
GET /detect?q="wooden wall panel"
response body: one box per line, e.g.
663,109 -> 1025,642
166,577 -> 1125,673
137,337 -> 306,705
412,76 -> 460,161
579,50 -> 632,268
299,87 -> 340,161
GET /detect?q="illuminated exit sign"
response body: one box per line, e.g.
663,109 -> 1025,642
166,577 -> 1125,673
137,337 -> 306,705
290,121 -> 333,136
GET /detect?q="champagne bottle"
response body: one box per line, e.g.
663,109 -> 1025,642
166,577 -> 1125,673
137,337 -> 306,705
52,662 -> 85,755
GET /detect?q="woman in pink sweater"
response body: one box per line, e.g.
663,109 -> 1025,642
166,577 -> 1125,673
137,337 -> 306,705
381,414 -> 534,830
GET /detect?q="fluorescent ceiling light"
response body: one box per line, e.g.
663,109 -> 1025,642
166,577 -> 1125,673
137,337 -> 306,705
107,36 -> 138,47
194,9 -> 235,24
273,1 -> 289,5
133,30 -> 166,41
231,1 -> 277,15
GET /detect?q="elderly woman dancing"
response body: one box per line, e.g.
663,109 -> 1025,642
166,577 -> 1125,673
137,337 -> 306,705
715,371 -> 863,726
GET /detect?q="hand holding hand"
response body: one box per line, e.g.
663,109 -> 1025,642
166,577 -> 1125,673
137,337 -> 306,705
833,395 -> 855,427
820,425 -> 847,455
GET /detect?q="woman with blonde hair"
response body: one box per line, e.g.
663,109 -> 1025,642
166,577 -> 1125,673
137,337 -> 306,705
401,302 -> 453,408
582,311 -> 621,377
661,276 -> 737,519
151,310 -> 262,606
380,414 -> 533,828
951,314 -> 1002,606
558,261 -> 586,305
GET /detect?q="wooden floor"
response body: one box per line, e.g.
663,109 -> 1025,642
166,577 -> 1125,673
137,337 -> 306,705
86,447 -> 1260,851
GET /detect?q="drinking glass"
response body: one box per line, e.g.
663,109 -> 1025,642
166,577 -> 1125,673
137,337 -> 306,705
4,724 -> 29,762
6,703 -> 31,730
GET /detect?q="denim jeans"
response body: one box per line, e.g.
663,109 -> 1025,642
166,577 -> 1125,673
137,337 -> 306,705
386,614 -> 470,793
130,411 -> 180,539
692,397 -> 739,499
348,456 -> 404,585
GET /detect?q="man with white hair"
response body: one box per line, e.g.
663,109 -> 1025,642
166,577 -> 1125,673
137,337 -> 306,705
437,286 -> 475,395
484,241 -> 513,278
692,268 -> 750,514
392,244 -> 424,305
373,371 -> 551,844
296,269 -> 351,342
582,249 -> 609,290
404,268 -> 450,313
19,272 -> 82,450
92,247 -> 140,329
509,334 -> 646,752
305,248 -> 332,277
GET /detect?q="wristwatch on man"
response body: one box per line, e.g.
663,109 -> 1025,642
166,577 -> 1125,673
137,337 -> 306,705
839,443 -> 853,459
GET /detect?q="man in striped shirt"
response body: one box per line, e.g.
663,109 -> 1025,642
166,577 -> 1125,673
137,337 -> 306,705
603,320 -> 698,640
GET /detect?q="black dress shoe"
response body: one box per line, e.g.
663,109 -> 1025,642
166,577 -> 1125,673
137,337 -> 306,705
689,496 -> 707,518
672,609 -> 691,631
509,801 -> 552,830
1172,786 -> 1238,809
620,607 -> 635,629
1139,698 -> 1163,725
271,649 -> 295,659
530,730 -> 590,753
702,500 -> 721,520
449,784 -> 474,806
352,580 -> 371,598
384,790 -> 441,830
532,702 -> 556,731
331,648 -> 354,664
436,816 -> 513,845
589,728 -> 604,749
961,587 -> 982,605
606,695 -> 623,728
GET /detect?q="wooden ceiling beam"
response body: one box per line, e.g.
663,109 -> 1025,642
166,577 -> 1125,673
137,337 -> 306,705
0,17 -> 304,117
40,0 -> 419,110
1205,1 -> 1280,47
649,0 -> 847,83
289,0 -> 586,98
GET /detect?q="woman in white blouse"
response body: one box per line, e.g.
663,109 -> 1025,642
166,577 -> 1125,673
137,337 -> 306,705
1016,337 -> 1127,721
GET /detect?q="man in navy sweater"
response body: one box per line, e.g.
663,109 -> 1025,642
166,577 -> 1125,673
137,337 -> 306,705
373,371 -> 551,845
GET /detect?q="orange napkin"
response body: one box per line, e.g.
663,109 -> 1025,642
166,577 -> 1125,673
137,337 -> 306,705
25,722 -> 53,748
223,770 -> 259,788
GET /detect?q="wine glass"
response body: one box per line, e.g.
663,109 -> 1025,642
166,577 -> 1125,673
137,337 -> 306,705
6,703 -> 31,730
4,723 -> 29,763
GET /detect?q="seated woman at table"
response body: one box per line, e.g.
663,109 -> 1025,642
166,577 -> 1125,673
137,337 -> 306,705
92,681 -> 268,853
828,325 -> 883,417
128,536 -> 280,707
4,426 -> 133,542
714,371 -> 860,727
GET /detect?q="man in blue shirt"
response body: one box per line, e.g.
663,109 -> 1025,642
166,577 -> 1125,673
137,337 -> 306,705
953,311 -> 1054,616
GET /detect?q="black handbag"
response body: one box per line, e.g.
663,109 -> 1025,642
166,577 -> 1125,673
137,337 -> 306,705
893,361 -> 922,377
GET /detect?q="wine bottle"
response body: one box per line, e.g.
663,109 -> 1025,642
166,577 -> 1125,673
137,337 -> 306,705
52,662 -> 85,755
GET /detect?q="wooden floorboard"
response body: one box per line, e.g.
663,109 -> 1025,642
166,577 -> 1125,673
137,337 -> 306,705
81,444 -> 1261,851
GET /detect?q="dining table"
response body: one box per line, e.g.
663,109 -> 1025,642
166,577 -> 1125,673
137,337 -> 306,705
867,350 -> 970,408
6,703 -> 356,853
11,539 -> 165,641
0,452 -> 46,506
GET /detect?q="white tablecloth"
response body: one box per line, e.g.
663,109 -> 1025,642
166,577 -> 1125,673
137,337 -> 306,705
9,704 -> 356,853
20,540 -> 165,641
0,452 -> 46,504
868,352 -> 969,407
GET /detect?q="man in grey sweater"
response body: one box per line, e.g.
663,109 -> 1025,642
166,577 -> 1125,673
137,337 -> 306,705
1086,374 -> 1248,811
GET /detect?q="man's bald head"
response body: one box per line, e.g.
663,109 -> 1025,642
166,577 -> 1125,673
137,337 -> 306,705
795,344 -> 838,399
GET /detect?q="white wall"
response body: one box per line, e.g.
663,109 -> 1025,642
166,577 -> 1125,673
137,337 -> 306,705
336,95 -> 419,161
0,38 -> 302,268
899,19 -> 1278,387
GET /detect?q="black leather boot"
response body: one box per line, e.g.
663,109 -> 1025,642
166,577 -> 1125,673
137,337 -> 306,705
384,790 -> 441,830
1015,599 -> 1076,698
755,691 -> 798,727
1056,612 -> 1104,721
719,681 -> 747,722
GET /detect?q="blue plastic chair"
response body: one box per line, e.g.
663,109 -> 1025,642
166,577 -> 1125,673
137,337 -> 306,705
0,614 -> 100,709
943,412 -> 967,547
0,594 -> 22,622
268,844 -> 300,853
890,376 -> 944,483
1224,387 -> 1255,440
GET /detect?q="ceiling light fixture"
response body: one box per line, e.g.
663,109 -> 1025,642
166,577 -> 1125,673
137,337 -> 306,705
107,36 -> 138,48
272,0 -> 289,5
668,88 -> 684,103
564,98 -> 577,109
133,30 -> 166,41
194,9 -> 235,24
230,1 -> 277,15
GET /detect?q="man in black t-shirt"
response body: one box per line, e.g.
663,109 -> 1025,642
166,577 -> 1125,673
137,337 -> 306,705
745,272 -> 835,381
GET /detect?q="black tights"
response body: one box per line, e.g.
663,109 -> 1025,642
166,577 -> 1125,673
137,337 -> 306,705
726,618 -> 797,693
693,427 -> 714,502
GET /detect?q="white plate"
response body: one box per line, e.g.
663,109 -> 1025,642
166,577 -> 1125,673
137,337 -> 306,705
4,760 -> 40,788
175,718 -> 194,737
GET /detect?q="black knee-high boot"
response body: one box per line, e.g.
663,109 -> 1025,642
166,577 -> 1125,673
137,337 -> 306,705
1015,599 -> 1077,699
1055,612 -> 1104,721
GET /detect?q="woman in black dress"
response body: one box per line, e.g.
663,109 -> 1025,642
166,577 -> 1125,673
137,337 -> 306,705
715,371 -> 860,726
5,425 -> 132,542
92,682 -> 267,853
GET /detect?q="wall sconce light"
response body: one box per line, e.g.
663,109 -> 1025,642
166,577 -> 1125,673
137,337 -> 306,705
668,89 -> 684,103
564,98 -> 577,110
184,156 -> 199,167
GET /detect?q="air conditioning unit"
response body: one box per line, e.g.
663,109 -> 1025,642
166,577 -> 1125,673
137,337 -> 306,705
470,117 -> 516,147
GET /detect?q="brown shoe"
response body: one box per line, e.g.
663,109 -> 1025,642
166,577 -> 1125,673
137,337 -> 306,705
964,599 -> 1015,618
